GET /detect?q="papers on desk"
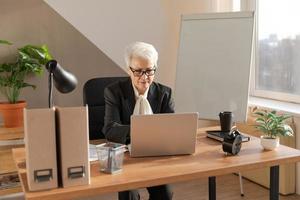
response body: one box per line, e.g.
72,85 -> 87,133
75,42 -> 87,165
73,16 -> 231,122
126,144 -> 131,153
89,144 -> 98,161
0,173 -> 20,190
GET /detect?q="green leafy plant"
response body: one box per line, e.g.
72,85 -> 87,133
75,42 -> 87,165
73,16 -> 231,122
0,40 -> 53,103
254,110 -> 294,139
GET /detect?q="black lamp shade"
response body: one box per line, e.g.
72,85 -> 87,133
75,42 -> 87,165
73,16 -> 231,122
46,60 -> 78,93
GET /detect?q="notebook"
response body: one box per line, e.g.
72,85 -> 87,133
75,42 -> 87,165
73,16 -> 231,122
206,130 -> 250,142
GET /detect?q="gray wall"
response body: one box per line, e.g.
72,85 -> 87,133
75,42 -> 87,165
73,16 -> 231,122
0,0 -> 126,109
44,0 -> 213,90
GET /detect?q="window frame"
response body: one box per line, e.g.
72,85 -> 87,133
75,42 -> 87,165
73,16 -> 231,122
247,0 -> 300,104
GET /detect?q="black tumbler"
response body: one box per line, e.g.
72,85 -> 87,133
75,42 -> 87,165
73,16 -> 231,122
219,111 -> 233,132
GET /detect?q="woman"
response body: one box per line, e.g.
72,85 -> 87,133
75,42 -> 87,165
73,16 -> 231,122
103,42 -> 174,200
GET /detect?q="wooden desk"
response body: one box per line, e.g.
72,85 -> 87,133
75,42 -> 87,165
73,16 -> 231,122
13,128 -> 300,200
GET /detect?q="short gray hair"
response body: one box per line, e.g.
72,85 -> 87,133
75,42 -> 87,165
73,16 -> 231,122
124,42 -> 158,68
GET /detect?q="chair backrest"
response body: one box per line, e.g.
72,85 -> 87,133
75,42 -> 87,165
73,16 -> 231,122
83,77 -> 129,140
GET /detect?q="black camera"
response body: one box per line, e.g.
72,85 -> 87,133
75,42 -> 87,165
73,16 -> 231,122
222,129 -> 242,155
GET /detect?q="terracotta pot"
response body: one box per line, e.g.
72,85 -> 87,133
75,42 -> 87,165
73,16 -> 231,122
0,101 -> 27,128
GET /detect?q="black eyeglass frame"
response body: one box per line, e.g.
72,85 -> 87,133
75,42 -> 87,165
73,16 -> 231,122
129,66 -> 156,77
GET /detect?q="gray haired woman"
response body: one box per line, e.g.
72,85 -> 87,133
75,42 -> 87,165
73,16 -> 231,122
103,42 -> 174,200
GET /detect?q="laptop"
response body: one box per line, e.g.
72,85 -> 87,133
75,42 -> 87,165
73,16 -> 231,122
129,113 -> 198,157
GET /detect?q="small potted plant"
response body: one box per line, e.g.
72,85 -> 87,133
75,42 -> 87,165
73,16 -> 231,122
254,110 -> 294,150
0,40 -> 53,127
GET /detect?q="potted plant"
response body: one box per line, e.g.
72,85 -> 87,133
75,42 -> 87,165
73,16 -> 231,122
0,40 -> 53,127
254,110 -> 294,150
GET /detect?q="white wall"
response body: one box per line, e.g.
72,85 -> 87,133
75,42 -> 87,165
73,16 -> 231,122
44,0 -> 168,84
44,0 -> 225,88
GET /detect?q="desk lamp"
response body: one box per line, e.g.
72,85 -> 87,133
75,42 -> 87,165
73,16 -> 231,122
45,60 -> 77,108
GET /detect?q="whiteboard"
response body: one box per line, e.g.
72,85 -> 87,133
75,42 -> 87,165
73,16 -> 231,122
175,12 -> 254,122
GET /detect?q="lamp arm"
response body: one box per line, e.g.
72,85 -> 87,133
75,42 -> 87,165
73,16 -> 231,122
48,72 -> 54,108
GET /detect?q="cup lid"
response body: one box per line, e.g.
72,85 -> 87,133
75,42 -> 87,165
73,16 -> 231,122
96,142 -> 126,150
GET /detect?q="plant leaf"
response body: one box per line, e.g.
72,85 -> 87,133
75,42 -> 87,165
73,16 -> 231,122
255,117 -> 266,124
0,63 -> 14,72
0,40 -> 13,45
19,44 -> 53,65
254,111 -> 265,117
278,114 -> 291,122
254,125 -> 268,133
21,82 -> 36,89
280,124 -> 294,136
271,110 -> 277,115
41,45 -> 52,61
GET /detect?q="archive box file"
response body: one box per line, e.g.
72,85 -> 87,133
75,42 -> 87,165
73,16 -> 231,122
55,106 -> 90,187
24,108 -> 58,191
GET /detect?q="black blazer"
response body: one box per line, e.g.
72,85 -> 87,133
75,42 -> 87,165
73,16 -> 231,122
102,78 -> 175,144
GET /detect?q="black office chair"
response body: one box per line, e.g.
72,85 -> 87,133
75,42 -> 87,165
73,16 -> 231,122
83,76 -> 129,140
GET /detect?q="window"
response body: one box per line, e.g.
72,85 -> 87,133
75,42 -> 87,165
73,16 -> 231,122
252,0 -> 300,103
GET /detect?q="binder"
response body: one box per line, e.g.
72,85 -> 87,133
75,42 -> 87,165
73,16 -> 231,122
55,106 -> 90,187
24,108 -> 58,191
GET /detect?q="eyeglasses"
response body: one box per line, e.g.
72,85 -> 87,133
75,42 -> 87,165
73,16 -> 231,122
129,67 -> 156,77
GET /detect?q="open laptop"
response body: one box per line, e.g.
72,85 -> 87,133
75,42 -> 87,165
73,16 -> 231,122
129,113 -> 198,157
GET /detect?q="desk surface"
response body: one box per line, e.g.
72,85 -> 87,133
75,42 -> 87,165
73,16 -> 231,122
13,127 -> 300,200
